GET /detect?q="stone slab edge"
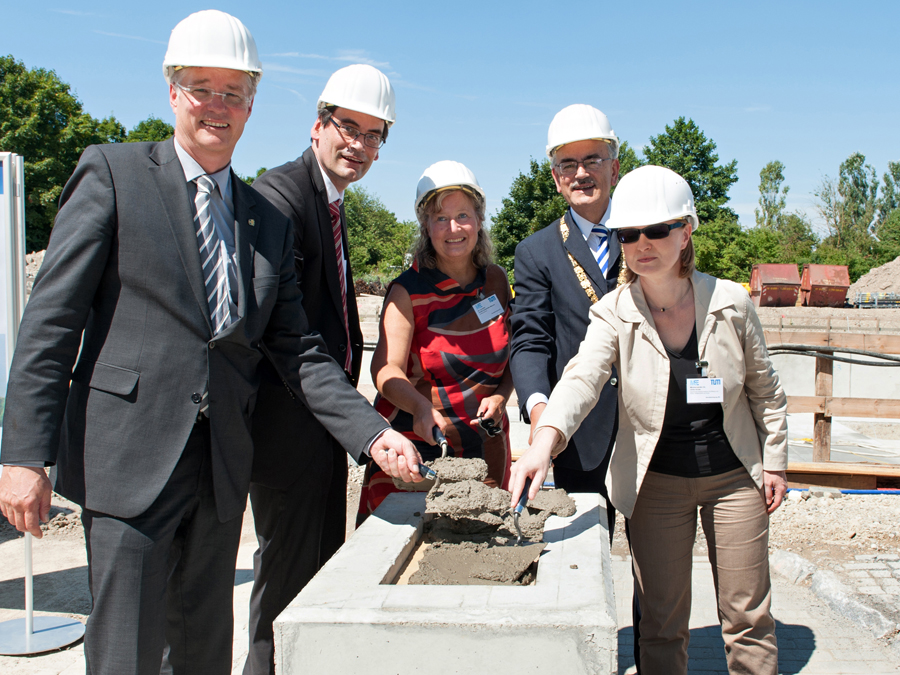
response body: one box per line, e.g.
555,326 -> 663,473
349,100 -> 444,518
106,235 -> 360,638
770,549 -> 898,639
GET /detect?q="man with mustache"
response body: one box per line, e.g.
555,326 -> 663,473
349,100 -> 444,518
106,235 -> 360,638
244,65 -> 395,675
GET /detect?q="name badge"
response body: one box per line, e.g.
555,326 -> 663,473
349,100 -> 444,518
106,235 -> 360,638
686,378 -> 724,404
472,294 -> 504,324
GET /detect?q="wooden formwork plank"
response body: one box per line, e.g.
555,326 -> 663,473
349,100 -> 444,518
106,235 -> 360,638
786,396 -> 900,417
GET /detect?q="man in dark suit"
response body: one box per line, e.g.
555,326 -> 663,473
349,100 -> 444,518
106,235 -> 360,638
510,103 -> 643,673
243,64 -> 395,675
0,12 -> 420,675
510,103 -> 621,511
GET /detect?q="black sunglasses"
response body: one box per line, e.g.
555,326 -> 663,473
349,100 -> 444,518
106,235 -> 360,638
615,221 -> 687,245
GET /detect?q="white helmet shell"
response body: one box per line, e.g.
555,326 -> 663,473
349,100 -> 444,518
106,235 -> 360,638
606,165 -> 699,231
163,10 -> 262,83
414,161 -> 485,224
318,64 -> 396,126
546,104 -> 618,159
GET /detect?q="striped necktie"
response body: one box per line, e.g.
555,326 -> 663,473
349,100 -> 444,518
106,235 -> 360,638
329,200 -> 352,372
591,223 -> 610,277
195,174 -> 231,335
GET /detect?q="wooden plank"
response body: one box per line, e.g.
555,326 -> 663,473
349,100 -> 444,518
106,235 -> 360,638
787,461 -> 900,478
813,355 -> 833,462
786,396 -> 900,417
764,331 -> 900,354
786,475 -> 877,490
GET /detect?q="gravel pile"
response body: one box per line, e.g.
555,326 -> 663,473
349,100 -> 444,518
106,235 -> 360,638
849,255 -> 900,297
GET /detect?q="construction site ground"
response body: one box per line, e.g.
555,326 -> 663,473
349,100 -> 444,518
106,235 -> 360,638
2,298 -> 900,673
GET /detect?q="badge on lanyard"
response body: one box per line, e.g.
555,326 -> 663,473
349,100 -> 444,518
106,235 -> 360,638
686,360 -> 724,404
472,293 -> 503,324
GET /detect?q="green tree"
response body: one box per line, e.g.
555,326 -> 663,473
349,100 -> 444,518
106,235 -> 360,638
815,152 -> 878,256
97,115 -> 127,144
126,115 -> 173,143
615,140 -> 643,184
0,55 -> 108,250
344,186 -> 415,276
642,117 -> 738,222
875,208 -> 900,263
239,167 -> 267,186
692,212 -> 751,281
490,158 -> 567,275
755,160 -> 789,229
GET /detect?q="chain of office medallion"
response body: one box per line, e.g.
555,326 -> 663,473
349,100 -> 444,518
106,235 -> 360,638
559,213 -> 600,304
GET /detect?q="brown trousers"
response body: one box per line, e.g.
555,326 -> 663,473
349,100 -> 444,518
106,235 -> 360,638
628,467 -> 777,675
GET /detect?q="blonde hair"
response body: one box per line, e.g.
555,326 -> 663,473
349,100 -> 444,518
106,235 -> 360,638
413,189 -> 493,269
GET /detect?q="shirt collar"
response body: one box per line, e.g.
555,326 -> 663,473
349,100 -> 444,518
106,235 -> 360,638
314,154 -> 344,205
173,138 -> 233,204
568,201 -> 611,240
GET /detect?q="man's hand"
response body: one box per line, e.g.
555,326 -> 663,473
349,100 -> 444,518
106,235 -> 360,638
763,470 -> 788,514
370,430 -> 424,484
527,402 -> 547,444
0,466 -> 52,538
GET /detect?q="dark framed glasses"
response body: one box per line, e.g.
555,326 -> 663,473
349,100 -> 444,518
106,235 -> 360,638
329,118 -> 385,149
615,220 -> 687,245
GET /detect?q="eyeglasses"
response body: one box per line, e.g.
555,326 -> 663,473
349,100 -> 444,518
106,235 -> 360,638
615,221 -> 687,244
555,157 -> 614,178
329,118 -> 385,149
174,83 -> 252,110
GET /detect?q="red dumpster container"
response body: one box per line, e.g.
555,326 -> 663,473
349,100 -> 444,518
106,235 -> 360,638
749,264 -> 801,307
800,264 -> 850,307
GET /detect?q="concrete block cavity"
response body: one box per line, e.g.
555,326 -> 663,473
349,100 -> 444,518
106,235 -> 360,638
275,492 -> 617,675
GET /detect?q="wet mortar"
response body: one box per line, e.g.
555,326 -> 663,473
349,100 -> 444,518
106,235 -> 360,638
396,457 -> 576,586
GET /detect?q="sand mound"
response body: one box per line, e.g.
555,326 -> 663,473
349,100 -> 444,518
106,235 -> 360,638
848,255 -> 900,297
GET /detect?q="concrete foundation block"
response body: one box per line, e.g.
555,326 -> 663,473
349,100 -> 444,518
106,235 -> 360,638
275,492 -> 617,674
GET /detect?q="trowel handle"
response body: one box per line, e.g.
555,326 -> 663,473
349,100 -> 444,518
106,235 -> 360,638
418,464 -> 437,481
515,477 -> 532,514
432,427 -> 450,457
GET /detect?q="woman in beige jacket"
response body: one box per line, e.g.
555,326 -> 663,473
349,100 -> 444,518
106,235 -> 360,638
510,166 -> 788,675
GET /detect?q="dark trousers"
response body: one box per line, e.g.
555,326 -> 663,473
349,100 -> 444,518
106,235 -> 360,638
81,420 -> 243,675
243,446 -> 332,675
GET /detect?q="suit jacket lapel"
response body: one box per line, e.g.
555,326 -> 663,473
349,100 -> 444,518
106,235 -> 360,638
304,149 -> 347,319
149,138 -> 212,333
232,174 -> 260,323
561,213 -> 607,292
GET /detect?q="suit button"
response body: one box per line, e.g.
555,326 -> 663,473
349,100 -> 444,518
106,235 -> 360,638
609,377 -> 618,386
339,344 -> 347,352
209,342 -> 216,350
191,393 -> 202,404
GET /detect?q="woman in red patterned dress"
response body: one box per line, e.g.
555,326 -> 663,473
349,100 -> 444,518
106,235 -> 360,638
359,161 -> 513,519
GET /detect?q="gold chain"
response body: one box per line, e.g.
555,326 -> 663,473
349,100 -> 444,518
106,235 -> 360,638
559,214 -> 600,304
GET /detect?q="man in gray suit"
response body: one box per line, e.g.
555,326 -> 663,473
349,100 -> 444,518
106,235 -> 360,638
0,11 -> 421,675
245,64 -> 395,675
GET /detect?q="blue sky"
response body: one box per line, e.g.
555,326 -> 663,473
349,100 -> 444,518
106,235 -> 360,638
4,1 -> 899,232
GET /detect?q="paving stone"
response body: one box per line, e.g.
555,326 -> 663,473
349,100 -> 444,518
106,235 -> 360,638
843,562 -> 889,570
870,570 -> 892,578
848,570 -> 872,578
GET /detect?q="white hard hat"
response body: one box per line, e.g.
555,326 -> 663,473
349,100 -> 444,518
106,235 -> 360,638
163,10 -> 262,83
318,64 -> 396,126
546,104 -> 618,159
606,165 -> 699,231
415,161 -> 485,223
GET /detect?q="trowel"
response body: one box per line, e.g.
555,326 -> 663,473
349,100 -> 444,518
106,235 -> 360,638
513,477 -> 532,545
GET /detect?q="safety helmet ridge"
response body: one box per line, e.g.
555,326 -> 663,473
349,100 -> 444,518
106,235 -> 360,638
163,10 -> 262,83
415,161 -> 485,224
547,104 -> 618,159
318,64 -> 396,126
606,165 -> 699,231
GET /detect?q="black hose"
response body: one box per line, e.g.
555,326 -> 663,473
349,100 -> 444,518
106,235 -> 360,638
767,344 -> 900,367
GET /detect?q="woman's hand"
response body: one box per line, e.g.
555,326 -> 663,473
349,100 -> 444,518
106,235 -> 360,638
508,427 -> 560,509
763,470 -> 788,514
470,393 -> 507,427
412,402 -> 446,446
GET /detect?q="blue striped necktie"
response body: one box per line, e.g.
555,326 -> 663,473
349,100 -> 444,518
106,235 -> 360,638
195,175 -> 231,335
591,223 -> 609,277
